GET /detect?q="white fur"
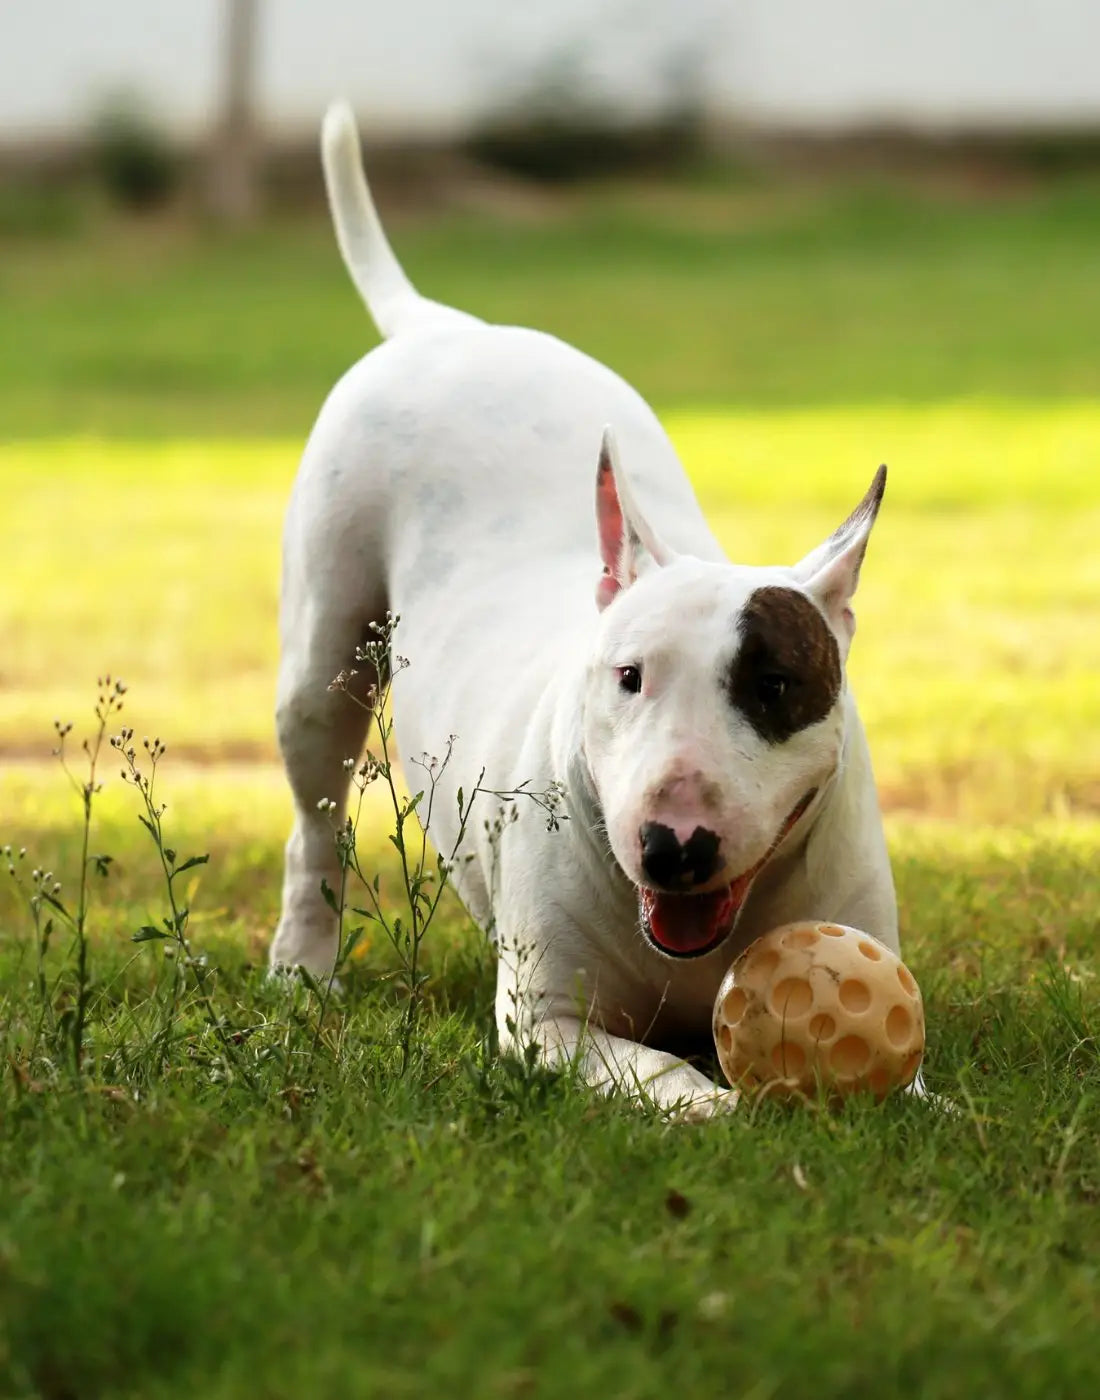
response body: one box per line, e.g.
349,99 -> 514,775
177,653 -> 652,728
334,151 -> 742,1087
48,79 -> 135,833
269,102 -> 898,1117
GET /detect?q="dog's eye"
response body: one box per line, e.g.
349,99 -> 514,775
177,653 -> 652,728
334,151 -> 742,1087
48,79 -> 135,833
757,672 -> 790,706
616,664 -> 643,695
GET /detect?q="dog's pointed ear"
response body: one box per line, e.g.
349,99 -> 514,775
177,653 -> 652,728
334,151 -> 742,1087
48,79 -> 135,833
595,427 -> 675,610
792,465 -> 886,643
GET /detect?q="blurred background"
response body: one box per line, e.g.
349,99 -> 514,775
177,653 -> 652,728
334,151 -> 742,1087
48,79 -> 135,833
7,2 -> 1100,156
3,0 -> 1100,432
1,0 -> 1098,850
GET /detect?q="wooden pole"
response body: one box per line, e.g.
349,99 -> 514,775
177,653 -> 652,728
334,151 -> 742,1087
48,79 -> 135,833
208,0 -> 261,225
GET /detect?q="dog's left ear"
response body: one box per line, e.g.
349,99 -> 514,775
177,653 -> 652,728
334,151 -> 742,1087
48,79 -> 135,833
792,465 -> 887,644
595,426 -> 675,610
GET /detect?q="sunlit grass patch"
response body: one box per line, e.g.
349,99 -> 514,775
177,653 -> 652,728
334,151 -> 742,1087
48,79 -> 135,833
2,401 -> 1097,823
7,751 -> 1091,1003
889,816 -> 1100,967
4,754 -> 1098,991
1,437 -> 292,757
674,402 -> 1100,822
0,760 -> 293,951
668,399 -> 1100,510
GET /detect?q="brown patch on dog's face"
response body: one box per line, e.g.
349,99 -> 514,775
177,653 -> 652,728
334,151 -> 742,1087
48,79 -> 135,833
728,586 -> 842,744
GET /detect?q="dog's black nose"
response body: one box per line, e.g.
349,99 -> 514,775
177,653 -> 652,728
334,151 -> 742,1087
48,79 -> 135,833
639,822 -> 721,890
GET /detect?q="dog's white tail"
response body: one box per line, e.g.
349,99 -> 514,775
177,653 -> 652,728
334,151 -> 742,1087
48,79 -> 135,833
321,101 -> 480,339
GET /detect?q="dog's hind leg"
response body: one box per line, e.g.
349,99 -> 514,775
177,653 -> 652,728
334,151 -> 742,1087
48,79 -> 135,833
270,525 -> 386,975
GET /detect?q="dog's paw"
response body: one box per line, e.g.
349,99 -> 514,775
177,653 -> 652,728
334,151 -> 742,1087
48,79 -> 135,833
672,1087 -> 740,1123
904,1070 -> 957,1115
266,963 -> 344,1000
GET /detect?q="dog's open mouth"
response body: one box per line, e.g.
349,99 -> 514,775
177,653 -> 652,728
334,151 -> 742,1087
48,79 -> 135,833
638,790 -> 817,959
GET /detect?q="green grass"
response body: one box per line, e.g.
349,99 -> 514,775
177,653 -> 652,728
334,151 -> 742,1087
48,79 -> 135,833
2,170 -> 1099,1398
2,173 -> 1100,435
1,765 -> 1098,1399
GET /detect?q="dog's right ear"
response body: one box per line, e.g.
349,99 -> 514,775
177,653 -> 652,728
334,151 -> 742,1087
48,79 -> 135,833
595,427 -> 674,610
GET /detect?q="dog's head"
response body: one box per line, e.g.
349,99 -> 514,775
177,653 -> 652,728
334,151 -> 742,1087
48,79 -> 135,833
582,428 -> 885,960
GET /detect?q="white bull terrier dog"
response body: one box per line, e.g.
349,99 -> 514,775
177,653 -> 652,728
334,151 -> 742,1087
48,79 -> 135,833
269,102 -> 898,1117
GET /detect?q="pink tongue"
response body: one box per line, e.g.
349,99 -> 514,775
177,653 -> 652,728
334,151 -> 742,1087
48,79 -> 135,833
644,887 -> 735,955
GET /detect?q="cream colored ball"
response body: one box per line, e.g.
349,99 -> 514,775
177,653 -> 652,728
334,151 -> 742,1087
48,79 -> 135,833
712,921 -> 924,1101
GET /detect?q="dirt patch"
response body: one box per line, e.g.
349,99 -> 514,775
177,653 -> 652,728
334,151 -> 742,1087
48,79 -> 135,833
0,738 -> 279,766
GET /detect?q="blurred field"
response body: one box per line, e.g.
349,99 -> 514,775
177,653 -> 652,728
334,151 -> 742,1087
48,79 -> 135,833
2,172 -> 1099,831
3,173 -> 1100,436
2,403 -> 1098,824
2,169 -> 1099,1400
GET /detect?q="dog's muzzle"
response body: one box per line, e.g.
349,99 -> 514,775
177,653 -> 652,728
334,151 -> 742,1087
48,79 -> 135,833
638,790 -> 817,959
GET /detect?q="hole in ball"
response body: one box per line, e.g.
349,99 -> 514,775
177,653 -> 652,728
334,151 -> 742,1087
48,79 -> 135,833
808,1012 -> 836,1041
782,926 -> 820,950
770,977 -> 813,1019
770,1040 -> 807,1079
741,948 -> 780,984
858,939 -> 883,962
838,978 -> 871,1014
897,964 -> 918,998
830,1035 -> 871,1077
721,987 -> 748,1026
885,1005 -> 912,1049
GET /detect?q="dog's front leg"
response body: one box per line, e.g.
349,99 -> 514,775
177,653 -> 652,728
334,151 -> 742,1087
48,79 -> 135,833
511,1014 -> 738,1120
491,906 -> 736,1120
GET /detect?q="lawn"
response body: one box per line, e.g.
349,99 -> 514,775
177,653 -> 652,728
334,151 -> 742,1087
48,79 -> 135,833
3,170 -> 1100,435
1,167 -> 1098,1399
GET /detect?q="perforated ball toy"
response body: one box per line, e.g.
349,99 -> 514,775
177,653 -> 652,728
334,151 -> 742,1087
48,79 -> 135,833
712,921 -> 924,1101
